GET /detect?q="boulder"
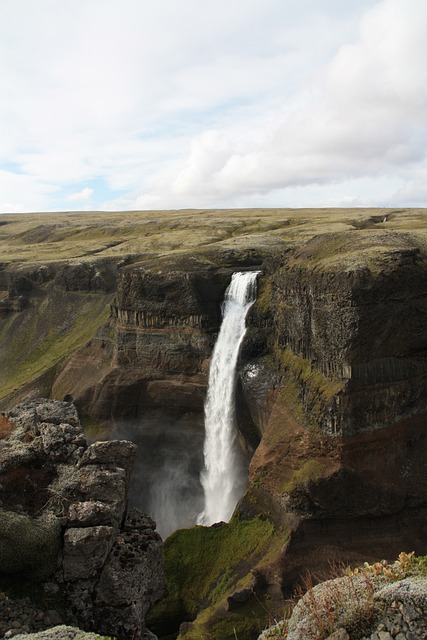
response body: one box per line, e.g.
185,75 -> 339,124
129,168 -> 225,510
0,399 -> 166,639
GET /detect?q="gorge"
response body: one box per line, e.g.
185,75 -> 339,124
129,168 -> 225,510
1,207 -> 427,639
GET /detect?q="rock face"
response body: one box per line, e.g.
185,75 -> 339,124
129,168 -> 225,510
49,255 -> 266,536
157,231 -> 427,640
272,231 -> 427,435
240,230 -> 427,591
0,399 -> 166,640
0,245 -> 268,539
52,258 -> 239,423
0,260 -> 116,412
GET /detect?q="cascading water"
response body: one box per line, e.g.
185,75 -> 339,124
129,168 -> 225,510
197,270 -> 260,526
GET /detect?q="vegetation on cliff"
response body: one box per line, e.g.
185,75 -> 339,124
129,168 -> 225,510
260,552 -> 427,639
1,207 -> 426,413
2,208 -> 427,639
148,515 -> 281,639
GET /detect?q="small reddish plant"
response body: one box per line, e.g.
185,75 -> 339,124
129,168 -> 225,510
0,415 -> 15,439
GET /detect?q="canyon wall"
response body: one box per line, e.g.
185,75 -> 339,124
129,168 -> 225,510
148,230 -> 427,639
232,230 -> 427,619
2,222 -> 427,639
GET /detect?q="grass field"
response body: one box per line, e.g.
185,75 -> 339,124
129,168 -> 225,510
1,208 -> 426,265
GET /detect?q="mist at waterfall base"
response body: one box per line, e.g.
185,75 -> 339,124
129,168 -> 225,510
197,270 -> 260,526
111,415 -> 205,539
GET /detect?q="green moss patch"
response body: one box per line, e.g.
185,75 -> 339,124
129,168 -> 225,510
148,516 -> 276,634
0,288 -> 112,402
179,594 -> 272,640
278,348 -> 342,431
253,278 -> 272,314
281,458 -> 330,494
0,508 -> 61,581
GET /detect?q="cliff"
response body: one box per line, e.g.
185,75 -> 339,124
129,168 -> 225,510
2,208 -> 427,639
236,229 -> 427,597
147,229 -> 427,639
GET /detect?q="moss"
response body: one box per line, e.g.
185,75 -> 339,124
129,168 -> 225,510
281,459 -> 330,493
1,209 -> 425,266
180,594 -> 271,640
280,377 -> 307,426
413,554 -> 427,575
148,516 -> 276,632
289,228 -> 425,275
253,278 -> 272,314
0,288 -> 112,401
0,508 -> 61,580
277,348 -> 342,431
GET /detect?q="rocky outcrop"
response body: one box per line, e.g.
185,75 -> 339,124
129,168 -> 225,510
0,399 -> 166,640
12,627 -> 110,639
233,230 -> 427,608
260,573 -> 427,640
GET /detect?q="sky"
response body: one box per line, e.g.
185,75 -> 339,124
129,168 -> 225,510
0,0 -> 426,213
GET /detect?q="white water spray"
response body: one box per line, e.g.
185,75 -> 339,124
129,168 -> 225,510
197,271 -> 260,526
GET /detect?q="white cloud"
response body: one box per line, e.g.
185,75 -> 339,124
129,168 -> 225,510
0,0 -> 426,212
172,131 -> 233,196
167,0 -> 427,205
66,187 -> 94,202
0,170 -> 57,213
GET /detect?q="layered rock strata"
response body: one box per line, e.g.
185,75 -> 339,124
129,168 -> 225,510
0,399 -> 166,640
52,262 -> 234,423
241,230 -> 427,588
161,231 -> 427,640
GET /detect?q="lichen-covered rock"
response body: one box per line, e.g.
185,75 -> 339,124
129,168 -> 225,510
12,625 -> 110,639
77,465 -> 127,522
260,574 -> 427,640
67,500 -> 119,527
7,399 -> 81,431
0,509 -> 61,579
93,513 -> 166,639
0,399 -> 166,640
39,421 -> 86,462
79,440 -> 137,483
62,526 -> 114,581
285,574 -> 383,640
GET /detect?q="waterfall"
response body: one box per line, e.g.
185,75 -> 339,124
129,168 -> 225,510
197,270 -> 260,526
